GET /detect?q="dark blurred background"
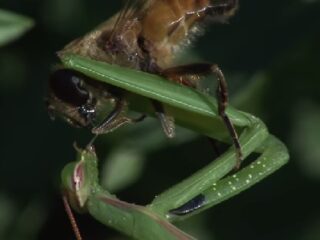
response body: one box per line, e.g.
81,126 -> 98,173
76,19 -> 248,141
0,0 -> 320,239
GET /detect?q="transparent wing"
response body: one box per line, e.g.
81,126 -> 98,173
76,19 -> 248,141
109,0 -> 150,41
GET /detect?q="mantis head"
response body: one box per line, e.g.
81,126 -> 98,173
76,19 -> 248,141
61,145 -> 99,212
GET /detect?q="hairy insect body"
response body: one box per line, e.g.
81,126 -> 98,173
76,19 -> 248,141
48,0 -> 241,148
61,0 -> 238,71
141,0 -> 236,68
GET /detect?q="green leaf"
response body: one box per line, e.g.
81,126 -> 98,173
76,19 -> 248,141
0,9 -> 34,47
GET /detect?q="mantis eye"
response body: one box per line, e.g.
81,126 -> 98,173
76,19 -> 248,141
49,69 -> 90,107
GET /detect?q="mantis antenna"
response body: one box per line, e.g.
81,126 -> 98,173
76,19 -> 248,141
62,195 -> 83,240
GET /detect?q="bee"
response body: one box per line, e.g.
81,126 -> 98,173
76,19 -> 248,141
47,0 -> 242,164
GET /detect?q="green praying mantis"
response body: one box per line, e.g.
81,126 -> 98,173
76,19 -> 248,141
59,53 -> 289,239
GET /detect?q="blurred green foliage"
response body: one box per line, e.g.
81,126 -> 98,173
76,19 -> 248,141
0,9 -> 33,47
0,1 -> 319,240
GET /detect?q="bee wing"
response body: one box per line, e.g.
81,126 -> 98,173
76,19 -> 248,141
59,0 -> 151,61
109,0 -> 150,40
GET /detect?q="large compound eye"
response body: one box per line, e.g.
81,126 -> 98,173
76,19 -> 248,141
49,69 -> 90,106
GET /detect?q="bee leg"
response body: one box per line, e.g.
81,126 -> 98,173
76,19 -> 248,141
161,63 -> 243,169
92,97 -> 145,135
152,100 -> 175,138
207,0 -> 238,18
45,99 -> 56,121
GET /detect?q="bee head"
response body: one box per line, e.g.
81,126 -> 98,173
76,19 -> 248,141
47,69 -> 97,128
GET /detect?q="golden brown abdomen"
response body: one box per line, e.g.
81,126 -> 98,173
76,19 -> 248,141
141,0 -> 210,68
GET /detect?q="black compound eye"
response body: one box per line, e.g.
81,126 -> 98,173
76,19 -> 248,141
49,69 -> 90,106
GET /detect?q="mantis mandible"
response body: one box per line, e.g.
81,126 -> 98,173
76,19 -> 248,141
60,53 -> 289,239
